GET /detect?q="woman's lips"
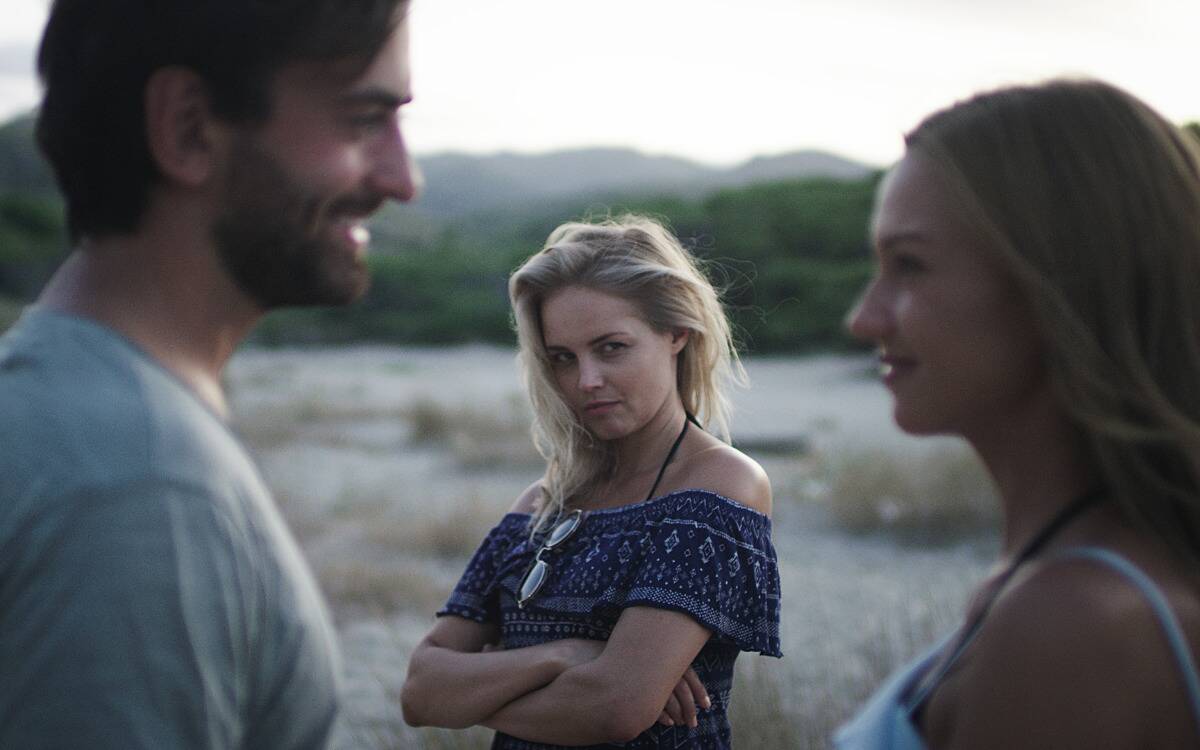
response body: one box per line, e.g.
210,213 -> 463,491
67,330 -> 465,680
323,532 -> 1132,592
584,400 -> 620,414
879,355 -> 916,386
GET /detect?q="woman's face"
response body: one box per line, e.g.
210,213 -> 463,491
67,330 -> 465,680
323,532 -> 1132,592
540,285 -> 687,441
846,151 -> 1048,439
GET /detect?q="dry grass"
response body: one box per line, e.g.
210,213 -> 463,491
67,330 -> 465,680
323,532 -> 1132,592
813,441 -> 999,543
289,490 -> 508,621
360,493 -> 502,560
232,399 -> 411,452
406,395 -> 542,469
407,398 -> 456,444
732,577 -> 969,748
729,657 -> 809,747
317,562 -> 450,622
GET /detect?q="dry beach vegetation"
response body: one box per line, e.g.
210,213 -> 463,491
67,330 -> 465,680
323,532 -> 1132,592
226,345 -> 993,749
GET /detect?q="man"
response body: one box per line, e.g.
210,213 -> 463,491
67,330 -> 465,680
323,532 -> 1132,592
0,0 -> 418,747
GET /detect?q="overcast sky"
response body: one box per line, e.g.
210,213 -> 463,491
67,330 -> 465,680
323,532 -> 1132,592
2,0 -> 1197,167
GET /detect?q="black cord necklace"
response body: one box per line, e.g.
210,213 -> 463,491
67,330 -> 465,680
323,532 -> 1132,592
907,486 -> 1107,716
641,413 -> 696,502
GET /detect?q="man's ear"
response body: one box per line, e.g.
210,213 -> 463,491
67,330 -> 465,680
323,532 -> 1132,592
144,67 -> 225,186
670,328 -> 690,354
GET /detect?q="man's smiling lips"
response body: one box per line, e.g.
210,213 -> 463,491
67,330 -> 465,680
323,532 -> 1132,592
329,216 -> 371,255
325,194 -> 384,256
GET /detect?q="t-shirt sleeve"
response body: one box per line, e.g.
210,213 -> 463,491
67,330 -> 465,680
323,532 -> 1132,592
0,478 -> 260,749
603,497 -> 783,657
437,514 -> 528,624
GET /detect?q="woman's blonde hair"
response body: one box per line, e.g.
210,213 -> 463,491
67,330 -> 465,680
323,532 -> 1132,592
906,79 -> 1200,563
509,214 -> 745,528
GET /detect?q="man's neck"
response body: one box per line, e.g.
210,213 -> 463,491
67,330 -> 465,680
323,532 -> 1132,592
38,224 -> 260,419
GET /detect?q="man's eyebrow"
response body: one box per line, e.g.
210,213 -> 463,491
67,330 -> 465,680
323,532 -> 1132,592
339,87 -> 411,108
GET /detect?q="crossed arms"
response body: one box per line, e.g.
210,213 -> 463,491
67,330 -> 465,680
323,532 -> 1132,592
401,605 -> 712,745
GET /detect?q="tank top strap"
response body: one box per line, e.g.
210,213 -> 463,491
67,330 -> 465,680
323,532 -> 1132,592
1051,546 -> 1200,737
905,489 -> 1106,717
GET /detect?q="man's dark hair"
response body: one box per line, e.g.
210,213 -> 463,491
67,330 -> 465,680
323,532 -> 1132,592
36,0 -> 408,240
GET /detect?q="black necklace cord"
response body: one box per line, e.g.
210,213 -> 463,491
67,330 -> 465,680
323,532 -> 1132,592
907,486 -> 1107,717
1011,487 -> 1108,566
643,412 -> 698,502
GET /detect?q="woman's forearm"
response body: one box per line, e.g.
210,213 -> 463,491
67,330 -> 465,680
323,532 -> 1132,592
482,660 -> 658,745
401,640 -> 573,729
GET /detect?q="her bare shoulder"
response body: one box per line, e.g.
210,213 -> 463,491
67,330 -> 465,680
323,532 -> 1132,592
932,553 -> 1200,748
508,479 -> 545,514
679,440 -> 772,517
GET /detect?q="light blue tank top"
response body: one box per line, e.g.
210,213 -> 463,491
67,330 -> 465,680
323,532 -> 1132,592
834,547 -> 1200,749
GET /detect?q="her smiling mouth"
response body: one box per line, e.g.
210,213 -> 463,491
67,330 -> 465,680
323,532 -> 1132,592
878,354 -> 916,383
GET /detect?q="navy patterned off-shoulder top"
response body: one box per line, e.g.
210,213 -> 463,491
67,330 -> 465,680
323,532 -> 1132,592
438,488 -> 783,749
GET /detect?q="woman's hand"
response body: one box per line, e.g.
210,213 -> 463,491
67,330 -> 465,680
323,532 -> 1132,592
656,668 -> 710,728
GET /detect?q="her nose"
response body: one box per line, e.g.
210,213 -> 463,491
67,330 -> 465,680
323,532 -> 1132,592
577,357 -> 604,391
845,278 -> 892,343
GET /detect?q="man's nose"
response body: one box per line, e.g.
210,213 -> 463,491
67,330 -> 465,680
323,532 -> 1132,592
371,125 -> 422,203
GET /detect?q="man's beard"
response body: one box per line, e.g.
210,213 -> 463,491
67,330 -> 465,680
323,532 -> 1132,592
212,137 -> 379,309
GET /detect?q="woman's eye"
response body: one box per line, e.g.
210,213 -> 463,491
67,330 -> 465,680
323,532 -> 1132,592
599,342 -> 627,355
549,352 -> 574,365
892,254 -> 927,274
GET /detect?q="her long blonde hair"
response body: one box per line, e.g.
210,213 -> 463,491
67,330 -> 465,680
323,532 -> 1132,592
509,215 -> 745,529
906,79 -> 1200,564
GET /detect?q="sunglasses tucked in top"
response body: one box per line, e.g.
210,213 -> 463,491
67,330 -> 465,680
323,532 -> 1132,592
517,509 -> 583,609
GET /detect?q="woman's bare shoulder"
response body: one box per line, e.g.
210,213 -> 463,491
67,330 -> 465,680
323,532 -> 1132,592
932,551 -> 1200,747
679,439 -> 772,517
508,479 -> 545,514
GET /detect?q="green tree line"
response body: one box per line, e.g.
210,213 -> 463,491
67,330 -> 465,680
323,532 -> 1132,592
251,174 -> 881,353
5,119 -> 1199,352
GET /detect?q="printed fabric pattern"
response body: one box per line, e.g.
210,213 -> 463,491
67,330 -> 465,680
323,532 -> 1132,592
439,489 -> 782,749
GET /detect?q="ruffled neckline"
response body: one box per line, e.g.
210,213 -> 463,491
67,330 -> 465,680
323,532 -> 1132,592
505,487 -> 772,522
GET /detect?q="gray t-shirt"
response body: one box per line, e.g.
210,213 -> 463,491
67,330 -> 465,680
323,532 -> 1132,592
0,308 -> 340,748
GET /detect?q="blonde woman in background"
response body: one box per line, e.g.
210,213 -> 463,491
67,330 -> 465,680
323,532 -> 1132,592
838,80 -> 1200,749
402,215 -> 781,748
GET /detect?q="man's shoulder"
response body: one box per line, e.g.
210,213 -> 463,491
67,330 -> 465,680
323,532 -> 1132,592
0,310 -> 266,521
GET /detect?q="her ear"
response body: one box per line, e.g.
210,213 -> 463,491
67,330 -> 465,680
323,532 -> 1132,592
144,67 -> 225,186
670,328 -> 690,354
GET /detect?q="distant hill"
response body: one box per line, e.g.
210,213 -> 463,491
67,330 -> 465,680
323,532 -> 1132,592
413,147 -> 875,218
0,110 -> 876,219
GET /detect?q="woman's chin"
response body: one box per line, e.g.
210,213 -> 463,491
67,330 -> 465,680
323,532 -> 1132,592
892,406 -> 950,437
580,414 -> 629,442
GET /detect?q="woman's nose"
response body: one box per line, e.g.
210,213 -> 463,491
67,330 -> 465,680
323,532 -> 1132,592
845,279 -> 892,343
578,358 -> 604,391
